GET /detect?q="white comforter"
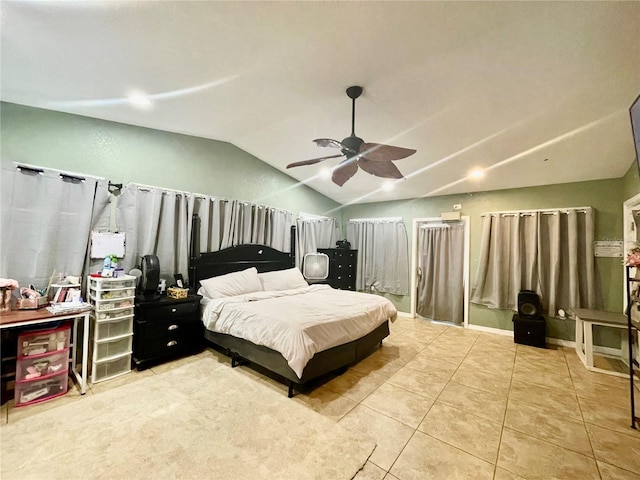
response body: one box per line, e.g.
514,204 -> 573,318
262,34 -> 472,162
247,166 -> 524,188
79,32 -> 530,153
201,284 -> 397,377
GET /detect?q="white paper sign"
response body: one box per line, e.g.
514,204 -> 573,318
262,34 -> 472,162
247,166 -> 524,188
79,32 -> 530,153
90,232 -> 126,259
594,240 -> 623,258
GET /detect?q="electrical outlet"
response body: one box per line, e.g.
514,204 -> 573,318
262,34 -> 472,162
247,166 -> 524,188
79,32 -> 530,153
453,204 -> 462,210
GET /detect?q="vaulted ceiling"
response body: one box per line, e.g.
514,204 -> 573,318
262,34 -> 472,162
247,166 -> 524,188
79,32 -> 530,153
2,1 -> 639,205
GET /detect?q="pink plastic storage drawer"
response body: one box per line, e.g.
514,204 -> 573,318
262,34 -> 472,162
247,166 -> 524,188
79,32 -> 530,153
14,371 -> 68,407
17,325 -> 71,357
16,349 -> 69,382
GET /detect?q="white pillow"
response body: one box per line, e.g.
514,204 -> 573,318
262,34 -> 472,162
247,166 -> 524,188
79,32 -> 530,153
258,267 -> 308,292
199,267 -> 262,299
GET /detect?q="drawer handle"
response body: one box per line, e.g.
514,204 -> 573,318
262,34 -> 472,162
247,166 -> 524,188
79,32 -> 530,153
167,340 -> 178,347
171,308 -> 177,313
168,324 -> 179,331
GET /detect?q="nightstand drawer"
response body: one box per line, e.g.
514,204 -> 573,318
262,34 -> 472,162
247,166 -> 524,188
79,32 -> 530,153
139,329 -> 198,359
137,315 -> 200,340
139,300 -> 199,320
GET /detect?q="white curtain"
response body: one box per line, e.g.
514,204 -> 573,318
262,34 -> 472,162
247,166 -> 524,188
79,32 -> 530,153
295,214 -> 339,269
416,223 -> 465,324
346,218 -> 409,295
116,185 -> 190,278
471,208 -> 599,315
0,164 -> 105,289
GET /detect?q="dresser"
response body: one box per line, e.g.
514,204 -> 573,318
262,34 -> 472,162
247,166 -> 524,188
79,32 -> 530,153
317,248 -> 358,291
133,294 -> 203,370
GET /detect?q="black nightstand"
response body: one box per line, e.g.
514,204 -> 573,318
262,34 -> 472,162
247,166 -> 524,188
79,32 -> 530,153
133,294 -> 203,370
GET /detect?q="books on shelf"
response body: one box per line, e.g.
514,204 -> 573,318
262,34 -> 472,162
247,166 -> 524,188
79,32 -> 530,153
51,284 -> 82,304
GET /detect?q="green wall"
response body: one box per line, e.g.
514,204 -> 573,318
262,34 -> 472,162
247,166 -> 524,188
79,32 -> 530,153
3,101 -> 637,346
0,102 -> 339,216
622,160 -> 640,202
341,178 -> 628,345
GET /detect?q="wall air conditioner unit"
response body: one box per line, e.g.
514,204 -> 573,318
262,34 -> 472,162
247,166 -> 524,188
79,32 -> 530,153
302,253 -> 329,281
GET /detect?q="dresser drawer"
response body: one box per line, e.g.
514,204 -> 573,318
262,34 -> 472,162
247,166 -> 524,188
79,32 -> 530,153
136,315 -> 201,341
138,300 -> 199,321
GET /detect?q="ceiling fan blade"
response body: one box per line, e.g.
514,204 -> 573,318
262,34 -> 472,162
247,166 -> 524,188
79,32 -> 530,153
357,158 -> 404,179
359,143 -> 416,162
286,153 -> 344,169
313,138 -> 346,149
332,159 -> 359,187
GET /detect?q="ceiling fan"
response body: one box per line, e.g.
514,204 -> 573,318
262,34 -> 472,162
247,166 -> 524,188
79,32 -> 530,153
286,86 -> 417,187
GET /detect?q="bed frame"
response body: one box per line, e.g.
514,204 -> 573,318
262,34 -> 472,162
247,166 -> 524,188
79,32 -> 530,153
188,214 -> 390,397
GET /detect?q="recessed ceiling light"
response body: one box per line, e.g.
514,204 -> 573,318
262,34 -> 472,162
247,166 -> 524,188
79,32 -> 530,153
319,167 -> 331,179
128,92 -> 151,109
382,181 -> 394,191
469,169 -> 484,179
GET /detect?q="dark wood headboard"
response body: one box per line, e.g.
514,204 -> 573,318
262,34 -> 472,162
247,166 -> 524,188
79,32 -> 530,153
188,214 -> 295,288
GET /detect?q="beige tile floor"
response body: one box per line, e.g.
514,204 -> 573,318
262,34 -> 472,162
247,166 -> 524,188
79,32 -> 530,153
3,315 -> 639,480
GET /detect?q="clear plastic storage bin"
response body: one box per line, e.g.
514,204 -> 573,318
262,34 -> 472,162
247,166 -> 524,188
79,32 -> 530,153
94,334 -> 133,361
92,354 -> 131,383
17,326 -> 71,357
95,316 -> 134,341
95,307 -> 134,321
89,277 -> 136,290
14,371 -> 68,406
16,350 -> 69,382
95,298 -> 134,311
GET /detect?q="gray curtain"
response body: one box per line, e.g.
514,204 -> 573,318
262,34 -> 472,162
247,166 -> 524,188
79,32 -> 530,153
417,223 -> 465,324
346,218 -> 409,295
295,215 -> 338,269
118,186 -> 293,280
252,206 -> 292,252
0,164 -> 106,289
471,208 -> 599,315
116,185 -> 190,278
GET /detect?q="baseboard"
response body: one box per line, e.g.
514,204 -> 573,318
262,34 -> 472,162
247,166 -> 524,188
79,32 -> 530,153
467,324 -> 514,337
396,311 -> 411,318
463,326 -> 624,356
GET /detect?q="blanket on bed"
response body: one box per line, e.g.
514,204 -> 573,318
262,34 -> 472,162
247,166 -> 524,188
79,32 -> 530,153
201,285 -> 397,377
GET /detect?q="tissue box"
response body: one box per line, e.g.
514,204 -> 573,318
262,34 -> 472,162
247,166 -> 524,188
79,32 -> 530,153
167,287 -> 188,299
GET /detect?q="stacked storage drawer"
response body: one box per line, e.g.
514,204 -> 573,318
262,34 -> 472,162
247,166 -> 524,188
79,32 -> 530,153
88,275 -> 136,383
15,325 -> 71,406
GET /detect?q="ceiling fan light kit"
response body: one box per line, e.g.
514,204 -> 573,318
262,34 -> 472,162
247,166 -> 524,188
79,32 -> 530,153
287,86 -> 417,187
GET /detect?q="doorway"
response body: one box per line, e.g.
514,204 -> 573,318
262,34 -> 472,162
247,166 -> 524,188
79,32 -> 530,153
410,216 -> 470,326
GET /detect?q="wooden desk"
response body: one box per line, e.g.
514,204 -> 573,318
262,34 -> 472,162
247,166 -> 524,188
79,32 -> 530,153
0,308 -> 90,395
574,308 -> 628,378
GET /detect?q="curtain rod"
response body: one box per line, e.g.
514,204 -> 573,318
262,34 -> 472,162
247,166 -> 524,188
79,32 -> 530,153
349,216 -> 403,222
481,206 -> 592,217
14,162 -> 104,182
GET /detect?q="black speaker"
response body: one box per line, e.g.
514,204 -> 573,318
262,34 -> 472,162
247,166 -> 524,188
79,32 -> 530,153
517,290 -> 542,318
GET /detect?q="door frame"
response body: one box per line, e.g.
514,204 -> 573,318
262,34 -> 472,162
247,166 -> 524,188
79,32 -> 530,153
410,216 -> 470,327
623,192 -> 640,311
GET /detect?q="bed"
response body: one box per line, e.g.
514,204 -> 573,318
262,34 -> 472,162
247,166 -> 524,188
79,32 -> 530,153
188,215 -> 396,397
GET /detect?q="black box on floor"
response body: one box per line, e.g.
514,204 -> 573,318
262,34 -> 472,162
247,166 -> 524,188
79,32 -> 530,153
512,314 -> 546,348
